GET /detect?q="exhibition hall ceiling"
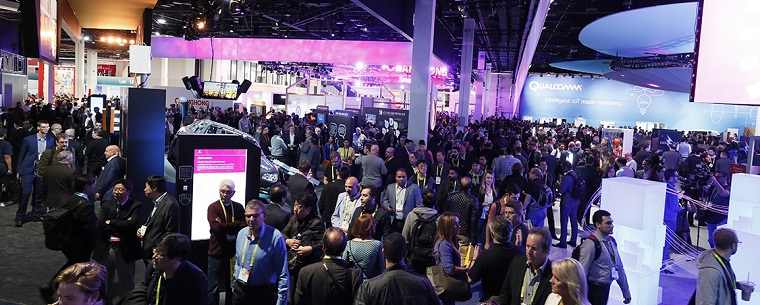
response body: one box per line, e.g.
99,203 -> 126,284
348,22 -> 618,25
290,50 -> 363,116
67,0 -> 158,30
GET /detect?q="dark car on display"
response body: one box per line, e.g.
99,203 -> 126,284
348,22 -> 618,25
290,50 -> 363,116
167,119 -> 317,198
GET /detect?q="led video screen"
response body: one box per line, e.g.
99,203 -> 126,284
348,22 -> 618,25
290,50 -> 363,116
191,149 -> 248,240
693,0 -> 760,105
222,83 -> 238,99
203,82 -> 223,99
38,0 -> 57,63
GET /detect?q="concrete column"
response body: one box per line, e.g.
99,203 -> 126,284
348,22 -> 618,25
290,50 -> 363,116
407,0 -> 436,143
86,50 -> 98,95
474,78 -> 484,122
160,58 -> 169,86
458,18 -> 476,127
75,41 -> 85,98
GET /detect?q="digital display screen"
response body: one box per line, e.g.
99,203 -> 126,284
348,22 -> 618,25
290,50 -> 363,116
89,95 -> 105,112
38,0 -> 57,63
223,83 -> 239,99
693,0 -> 760,105
191,149 -> 248,240
273,94 -> 287,105
203,82 -> 223,98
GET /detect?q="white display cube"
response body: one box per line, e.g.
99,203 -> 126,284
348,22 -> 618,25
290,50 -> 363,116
725,174 -> 760,305
601,177 -> 666,305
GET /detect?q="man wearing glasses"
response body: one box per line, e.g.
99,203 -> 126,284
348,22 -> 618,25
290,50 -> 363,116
207,180 -> 245,305
232,200 -> 289,305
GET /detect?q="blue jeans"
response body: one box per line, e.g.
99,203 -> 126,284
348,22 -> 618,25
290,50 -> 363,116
208,255 -> 232,305
559,198 -> 579,246
707,219 -> 727,248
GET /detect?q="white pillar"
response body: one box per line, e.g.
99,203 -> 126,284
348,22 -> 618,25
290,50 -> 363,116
43,63 -> 54,103
160,58 -> 169,86
407,0 -> 436,143
74,41 -> 85,98
86,50 -> 98,95
458,18 -> 476,127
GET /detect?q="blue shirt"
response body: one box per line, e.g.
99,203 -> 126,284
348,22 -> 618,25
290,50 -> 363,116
234,224 -> 289,305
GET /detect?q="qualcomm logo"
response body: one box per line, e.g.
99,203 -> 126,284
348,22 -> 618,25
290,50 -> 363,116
528,81 -> 583,92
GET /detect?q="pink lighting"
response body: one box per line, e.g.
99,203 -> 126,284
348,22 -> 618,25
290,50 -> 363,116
151,36 -> 447,69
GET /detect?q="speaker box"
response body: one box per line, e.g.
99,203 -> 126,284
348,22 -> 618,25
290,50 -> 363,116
182,76 -> 192,90
237,79 -> 252,95
142,9 -> 153,46
188,76 -> 202,93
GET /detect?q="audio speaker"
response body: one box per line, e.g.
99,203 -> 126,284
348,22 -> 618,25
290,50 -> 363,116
238,79 -> 252,94
143,9 -> 153,46
182,76 -> 192,90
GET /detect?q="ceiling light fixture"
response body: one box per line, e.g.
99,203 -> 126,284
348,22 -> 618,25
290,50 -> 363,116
196,21 -> 206,30
83,36 -> 91,41
157,18 -> 167,24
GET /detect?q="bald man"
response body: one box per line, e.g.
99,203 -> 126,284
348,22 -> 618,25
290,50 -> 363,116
95,145 -> 125,200
331,176 -> 361,231
294,228 -> 362,305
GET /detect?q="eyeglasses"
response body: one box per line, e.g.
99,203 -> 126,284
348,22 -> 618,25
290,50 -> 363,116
245,213 -> 261,218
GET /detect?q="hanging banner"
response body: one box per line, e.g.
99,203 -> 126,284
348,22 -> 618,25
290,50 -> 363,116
651,129 -> 682,152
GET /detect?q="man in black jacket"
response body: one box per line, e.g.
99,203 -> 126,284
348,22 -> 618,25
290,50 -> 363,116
100,180 -> 144,305
493,228 -> 553,305
138,176 -> 179,262
264,184 -> 292,231
283,192 -> 324,301
294,227 -> 363,305
469,216 -> 519,301
318,167 -> 350,227
355,232 -> 440,305
440,176 -> 480,244
126,233 -> 207,305
287,161 -> 315,202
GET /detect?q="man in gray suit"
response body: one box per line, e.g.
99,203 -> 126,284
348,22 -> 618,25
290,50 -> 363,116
355,144 -> 387,193
380,169 -> 422,234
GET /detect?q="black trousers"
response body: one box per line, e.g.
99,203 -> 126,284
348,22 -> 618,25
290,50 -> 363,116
231,281 -> 276,305
588,281 -> 611,305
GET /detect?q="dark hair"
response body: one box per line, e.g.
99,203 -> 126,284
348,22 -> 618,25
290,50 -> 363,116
0,128 -> 6,138
295,192 -> 316,210
349,214 -> 375,240
422,190 -> 436,208
245,199 -> 266,212
382,233 -> 406,264
338,166 -> 351,181
714,228 -> 738,251
56,133 -> 67,141
298,160 -> 311,174
145,176 -> 167,193
664,169 -> 678,182
112,179 -> 131,192
592,210 -> 612,226
269,184 -> 286,203
38,120 -> 50,127
323,227 -> 348,257
527,227 -> 552,253
157,233 -> 191,260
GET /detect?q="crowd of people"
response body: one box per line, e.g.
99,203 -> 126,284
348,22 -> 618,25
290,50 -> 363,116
2,94 -> 756,305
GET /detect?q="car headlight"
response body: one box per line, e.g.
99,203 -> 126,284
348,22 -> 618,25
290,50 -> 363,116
262,173 -> 278,183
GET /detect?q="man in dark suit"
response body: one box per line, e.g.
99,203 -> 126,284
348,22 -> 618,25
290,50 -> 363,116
294,227 -> 363,305
15,120 -> 55,227
100,180 -> 144,305
494,228 -> 554,305
42,150 -> 75,210
384,147 -> 411,186
318,167 -> 350,227
283,125 -> 304,167
287,160 -> 315,203
379,169 -> 423,235
86,129 -> 109,177
94,145 -> 125,201
137,176 -> 179,261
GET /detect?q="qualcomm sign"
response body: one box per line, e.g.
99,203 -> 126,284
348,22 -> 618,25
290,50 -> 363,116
528,81 -> 583,92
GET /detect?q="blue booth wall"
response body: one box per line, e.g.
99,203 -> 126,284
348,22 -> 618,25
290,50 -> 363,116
519,75 -> 758,131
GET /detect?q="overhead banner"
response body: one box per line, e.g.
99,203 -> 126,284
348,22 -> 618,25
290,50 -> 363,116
520,75 -> 758,131
362,107 -> 409,136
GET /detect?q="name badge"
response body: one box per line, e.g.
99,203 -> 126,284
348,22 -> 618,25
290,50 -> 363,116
611,267 -> 619,281
237,268 -> 250,282
435,177 -> 442,185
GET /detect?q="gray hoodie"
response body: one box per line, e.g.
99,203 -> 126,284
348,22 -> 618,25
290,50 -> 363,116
401,207 -> 438,242
696,249 -> 737,305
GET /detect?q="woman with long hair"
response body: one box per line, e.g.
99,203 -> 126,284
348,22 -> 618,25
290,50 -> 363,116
477,171 -> 499,245
433,212 -> 468,305
545,258 -> 591,305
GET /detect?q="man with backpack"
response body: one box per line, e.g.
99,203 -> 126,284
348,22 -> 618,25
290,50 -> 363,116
554,160 -> 583,248
402,189 -> 439,274
574,210 -> 631,305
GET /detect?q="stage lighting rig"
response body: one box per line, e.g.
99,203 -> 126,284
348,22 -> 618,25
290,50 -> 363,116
611,53 -> 693,70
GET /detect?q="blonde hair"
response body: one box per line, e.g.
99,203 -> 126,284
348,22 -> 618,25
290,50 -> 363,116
551,258 -> 590,305
55,261 -> 107,301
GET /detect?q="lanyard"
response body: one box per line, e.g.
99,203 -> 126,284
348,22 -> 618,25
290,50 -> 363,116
155,273 -> 164,305
417,175 -> 426,187
436,165 -> 443,177
242,235 -> 260,273
219,200 -> 234,223
331,166 -> 336,181
712,252 -> 736,290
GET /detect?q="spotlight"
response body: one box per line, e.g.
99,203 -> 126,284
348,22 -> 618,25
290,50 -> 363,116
107,37 -> 115,43
83,36 -> 91,41
129,39 -> 135,44
196,21 -> 205,30
99,37 -> 106,42
157,18 -> 167,24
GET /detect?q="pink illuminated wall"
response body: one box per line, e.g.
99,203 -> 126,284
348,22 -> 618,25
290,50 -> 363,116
694,0 -> 760,105
151,36 -> 447,68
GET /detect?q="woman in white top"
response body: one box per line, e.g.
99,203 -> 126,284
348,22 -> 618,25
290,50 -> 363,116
545,258 -> 591,305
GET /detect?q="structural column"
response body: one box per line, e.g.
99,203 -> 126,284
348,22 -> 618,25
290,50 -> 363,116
458,18 -> 476,127
86,50 -> 98,95
473,51 -> 487,121
408,0 -> 436,143
75,40 -> 85,98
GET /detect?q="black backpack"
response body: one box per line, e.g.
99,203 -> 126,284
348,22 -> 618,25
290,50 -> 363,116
42,203 -> 82,251
570,171 -> 587,199
570,234 -> 616,262
409,213 -> 438,267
